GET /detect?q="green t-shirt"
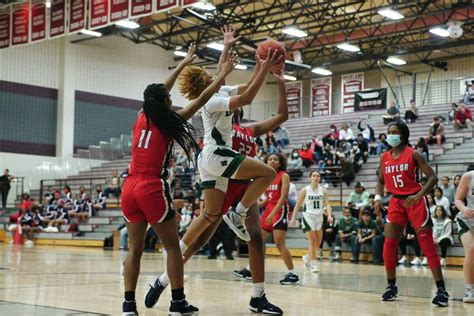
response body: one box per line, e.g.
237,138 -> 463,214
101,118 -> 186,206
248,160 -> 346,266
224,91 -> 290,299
358,219 -> 377,238
338,217 -> 358,234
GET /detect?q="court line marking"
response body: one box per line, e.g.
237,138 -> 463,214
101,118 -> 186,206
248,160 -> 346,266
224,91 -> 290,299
0,299 -> 110,315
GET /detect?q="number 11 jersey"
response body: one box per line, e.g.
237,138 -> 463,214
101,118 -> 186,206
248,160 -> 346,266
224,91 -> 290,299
381,146 -> 422,195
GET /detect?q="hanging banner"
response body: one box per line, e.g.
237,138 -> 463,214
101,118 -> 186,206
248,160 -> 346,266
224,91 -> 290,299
49,0 -> 66,38
0,6 -> 10,49
180,0 -> 199,8
90,0 -> 109,29
130,0 -> 153,18
341,72 -> 364,113
155,0 -> 179,12
30,0 -> 47,42
311,77 -> 331,117
11,2 -> 30,46
110,0 -> 130,22
68,0 -> 86,33
285,81 -> 302,119
354,88 -> 387,112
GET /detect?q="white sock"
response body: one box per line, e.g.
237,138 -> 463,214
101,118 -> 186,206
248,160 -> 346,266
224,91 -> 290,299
310,260 -> 318,266
158,272 -> 169,286
466,284 -> 473,291
246,264 -> 250,270
235,202 -> 248,215
288,269 -> 295,274
160,241 -> 187,287
180,240 -> 188,253
252,282 -> 265,298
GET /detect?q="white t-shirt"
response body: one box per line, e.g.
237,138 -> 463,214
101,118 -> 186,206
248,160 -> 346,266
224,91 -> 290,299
303,185 -> 325,216
202,85 -> 239,148
434,196 -> 451,217
288,183 -> 297,201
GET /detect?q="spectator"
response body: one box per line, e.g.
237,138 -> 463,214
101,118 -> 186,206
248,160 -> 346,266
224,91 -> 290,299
273,126 -> 290,148
336,139 -> 351,158
350,146 -> 363,174
453,174 -> 462,190
93,185 -> 107,211
404,99 -> 419,123
432,206 -> 453,267
353,210 -> 377,264
415,137 -> 429,162
381,189 -> 392,212
453,102 -> 473,130
375,133 -> 389,156
178,201 -> 194,236
433,187 -> 451,217
426,194 -> 437,216
288,182 -> 297,211
322,124 -> 339,147
104,170 -> 122,198
334,207 -> 358,261
310,136 -> 324,162
288,149 -> 303,170
299,143 -> 315,168
321,213 -> 338,261
398,222 -> 422,265
425,116 -> 445,146
45,200 -> 70,230
208,221 -> 235,260
62,186 -> 72,205
175,150 -> 188,166
20,193 -> 33,211
339,123 -> 355,143
43,186 -> 54,203
321,158 -> 338,187
265,132 -> 278,154
192,197 -> 202,218
357,119 -> 375,144
255,144 -> 264,160
439,176 -> 455,205
383,101 -> 401,125
20,205 -> 44,246
355,134 -> 369,163
0,169 -> 14,208
337,155 -> 355,187
316,145 -> 334,172
346,182 -> 370,219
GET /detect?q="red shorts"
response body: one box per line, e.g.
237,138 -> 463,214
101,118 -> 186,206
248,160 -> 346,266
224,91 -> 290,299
221,181 -> 249,214
387,196 -> 430,229
261,203 -> 288,232
121,175 -> 175,224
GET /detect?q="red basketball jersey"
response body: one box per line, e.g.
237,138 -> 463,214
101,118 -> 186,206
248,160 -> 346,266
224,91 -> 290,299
266,171 -> 287,204
381,146 -> 422,195
232,124 -> 256,158
129,112 -> 172,177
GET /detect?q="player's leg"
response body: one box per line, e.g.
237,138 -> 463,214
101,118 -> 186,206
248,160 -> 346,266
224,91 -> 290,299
381,223 -> 404,301
313,227 -> 323,270
183,217 -> 222,261
273,229 -> 299,285
459,227 -> 474,303
304,230 -> 316,270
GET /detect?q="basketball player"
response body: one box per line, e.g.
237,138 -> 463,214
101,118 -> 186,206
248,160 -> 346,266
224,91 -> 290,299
454,171 -> 474,303
374,121 -> 450,306
259,153 -> 299,285
290,171 -> 333,273
145,68 -> 288,315
120,45 -> 236,316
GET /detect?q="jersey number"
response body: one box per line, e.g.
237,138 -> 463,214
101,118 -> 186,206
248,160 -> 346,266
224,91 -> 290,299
138,130 -> 152,149
313,200 -> 321,209
392,175 -> 404,188
239,143 -> 252,155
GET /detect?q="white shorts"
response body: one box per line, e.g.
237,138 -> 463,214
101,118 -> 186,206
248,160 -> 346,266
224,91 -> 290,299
301,212 -> 323,232
198,145 -> 245,192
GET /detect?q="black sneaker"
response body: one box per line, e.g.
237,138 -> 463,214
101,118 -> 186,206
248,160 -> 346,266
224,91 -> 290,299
279,272 -> 299,285
144,278 -> 168,308
381,284 -> 398,301
122,301 -> 138,315
249,294 -> 283,315
233,267 -> 252,281
169,299 -> 199,316
432,288 -> 449,307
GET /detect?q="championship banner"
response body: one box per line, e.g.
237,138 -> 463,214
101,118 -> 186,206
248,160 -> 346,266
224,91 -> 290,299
285,81 -> 302,119
49,0 -> 66,38
130,0 -> 153,18
110,0 -> 130,22
341,72 -> 364,113
30,0 -> 47,42
180,0 -> 199,8
155,0 -> 179,12
0,6 -> 10,49
89,0 -> 109,30
11,2 -> 30,46
68,0 -> 86,34
354,88 -> 387,112
311,77 -> 331,117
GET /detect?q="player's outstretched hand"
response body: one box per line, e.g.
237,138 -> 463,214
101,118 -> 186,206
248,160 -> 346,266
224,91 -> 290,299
221,52 -> 238,75
222,24 -> 241,47
273,70 -> 285,83
182,43 -> 197,66
257,48 -> 285,72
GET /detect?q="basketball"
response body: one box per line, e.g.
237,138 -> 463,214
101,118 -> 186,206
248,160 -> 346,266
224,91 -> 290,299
256,38 -> 286,71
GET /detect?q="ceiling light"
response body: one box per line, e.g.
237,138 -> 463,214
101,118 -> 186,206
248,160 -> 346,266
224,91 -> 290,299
235,64 -> 248,70
284,75 -> 297,81
115,20 -> 140,29
312,68 -> 332,76
378,8 -> 404,20
80,29 -> 102,37
207,42 -> 224,51
282,27 -> 307,38
337,43 -> 360,52
174,51 -> 187,57
45,1 -> 51,8
386,56 -> 406,65
285,60 -> 311,69
429,27 -> 449,37
191,1 -> 216,11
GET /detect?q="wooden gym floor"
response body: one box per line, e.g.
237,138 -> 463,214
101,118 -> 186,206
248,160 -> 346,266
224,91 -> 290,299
0,245 -> 472,315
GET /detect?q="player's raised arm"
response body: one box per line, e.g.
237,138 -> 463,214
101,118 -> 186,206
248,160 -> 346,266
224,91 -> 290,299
217,25 -> 240,74
163,44 -> 197,91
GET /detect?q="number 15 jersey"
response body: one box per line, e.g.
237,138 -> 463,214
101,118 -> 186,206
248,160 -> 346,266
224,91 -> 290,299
381,146 -> 421,195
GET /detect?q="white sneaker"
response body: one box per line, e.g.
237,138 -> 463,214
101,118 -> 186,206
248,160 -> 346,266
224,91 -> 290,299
440,258 -> 446,267
223,208 -> 250,241
302,255 -> 310,270
310,265 -> 319,273
421,257 -> 428,266
398,256 -> 407,264
463,289 -> 474,303
24,240 -> 34,246
410,257 -> 421,265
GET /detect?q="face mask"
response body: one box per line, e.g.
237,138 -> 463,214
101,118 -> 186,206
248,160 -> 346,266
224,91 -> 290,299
330,128 -> 336,132
292,153 -> 299,158
387,134 -> 401,147
344,215 -> 351,220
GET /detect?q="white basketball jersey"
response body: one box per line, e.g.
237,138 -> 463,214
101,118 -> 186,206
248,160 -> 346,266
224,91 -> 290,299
303,185 -> 325,216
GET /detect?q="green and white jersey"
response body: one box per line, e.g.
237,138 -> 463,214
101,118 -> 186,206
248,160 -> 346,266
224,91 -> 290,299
202,85 -> 239,148
457,171 -> 474,226
303,185 -> 325,216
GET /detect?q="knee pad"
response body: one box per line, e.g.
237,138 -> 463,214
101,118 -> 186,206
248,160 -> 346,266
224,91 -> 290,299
203,211 -> 222,223
417,229 -> 441,270
383,237 -> 399,271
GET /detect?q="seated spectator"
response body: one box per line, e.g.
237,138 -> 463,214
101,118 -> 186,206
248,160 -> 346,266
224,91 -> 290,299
93,185 -> 107,211
383,101 -> 401,125
439,176 -> 455,205
68,193 -> 92,221
43,186 -> 54,203
453,174 -> 462,189
179,200 -> 194,236
288,182 -> 297,211
322,213 -> 338,261
288,149 -> 303,170
339,123 -> 355,144
453,102 -> 473,130
433,187 -> 451,217
322,124 -> 339,147
317,145 -> 334,172
357,119 -> 375,144
425,116 -> 445,146
346,182 -> 369,219
321,158 -> 338,187
310,136 -> 324,162
104,170 -> 122,198
192,197 -> 202,218
442,102 -> 458,122
375,133 -> 389,156
299,143 -> 315,168
265,132 -> 278,154
415,137 -> 429,162
44,200 -> 70,230
273,126 -> 290,148
255,144 -> 264,160
381,189 -> 392,208
20,193 -> 33,211
20,205 -> 44,245
175,150 -> 188,166
334,207 -> 358,261
173,184 -> 185,199
404,99 -> 419,123
432,206 -> 453,267
337,155 -> 355,187
336,139 -> 351,158
62,186 -> 72,205
353,210 -> 377,264
355,134 -> 369,162
350,146 -> 363,174
398,221 -> 422,265
426,194 -> 436,216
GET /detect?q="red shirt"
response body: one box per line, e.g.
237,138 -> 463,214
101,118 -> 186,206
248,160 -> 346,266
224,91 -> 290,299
455,108 -> 472,124
381,146 -> 422,195
129,112 -> 172,177
299,149 -> 314,162
232,124 -> 256,157
266,171 -> 287,204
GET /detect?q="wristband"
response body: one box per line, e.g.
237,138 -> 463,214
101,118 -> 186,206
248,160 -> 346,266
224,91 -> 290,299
374,194 -> 382,202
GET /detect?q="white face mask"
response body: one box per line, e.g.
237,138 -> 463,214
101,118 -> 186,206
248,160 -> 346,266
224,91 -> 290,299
344,215 -> 351,220
292,153 -> 299,158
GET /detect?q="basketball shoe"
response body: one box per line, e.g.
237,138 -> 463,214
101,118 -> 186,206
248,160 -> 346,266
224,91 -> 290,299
169,299 -> 199,315
432,288 -> 449,307
381,284 -> 398,301
223,206 -> 250,241
233,267 -> 252,280
144,278 -> 168,308
249,293 -> 283,315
